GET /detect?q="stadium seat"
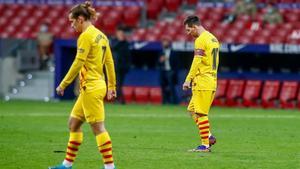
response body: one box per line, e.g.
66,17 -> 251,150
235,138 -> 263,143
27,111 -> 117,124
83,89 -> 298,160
261,81 -> 281,108
144,33 -> 159,41
134,87 -> 150,104
281,0 -> 295,2
213,79 -> 228,106
149,87 -> 163,104
186,0 -> 198,5
131,28 -> 147,41
269,34 -> 286,44
232,20 -> 248,30
211,27 -> 224,40
253,36 -> 268,44
237,36 -> 253,44
225,80 -> 245,107
122,86 -> 135,104
297,88 -> 300,109
102,12 -> 121,35
222,36 -> 236,44
286,38 -> 300,44
242,80 -> 263,107
165,0 -> 181,12
0,4 -> 5,15
279,81 -> 299,109
175,34 -> 187,41
147,2 -> 161,19
202,20 -> 215,30
284,11 -> 299,23
124,6 -> 141,27
225,28 -> 240,39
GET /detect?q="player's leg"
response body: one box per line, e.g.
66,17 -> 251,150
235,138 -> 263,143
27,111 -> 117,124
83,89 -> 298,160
49,95 -> 85,169
188,90 -> 215,152
82,88 -> 115,169
91,122 -> 115,169
208,91 -> 216,146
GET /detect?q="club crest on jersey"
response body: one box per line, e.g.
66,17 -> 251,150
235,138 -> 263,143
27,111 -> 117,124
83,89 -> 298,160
78,48 -> 85,53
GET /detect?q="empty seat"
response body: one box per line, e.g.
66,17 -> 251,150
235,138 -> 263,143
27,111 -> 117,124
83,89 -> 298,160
213,79 -> 228,106
269,36 -> 285,44
186,0 -> 198,4
297,88 -> 300,109
147,2 -> 161,19
134,87 -> 150,104
102,12 -> 121,35
261,81 -> 281,108
237,36 -> 253,44
174,34 -> 186,42
280,0 -> 295,2
122,86 -> 135,104
124,6 -> 141,27
279,81 -> 299,108
253,36 -> 268,44
226,80 -> 245,106
149,87 -> 162,104
222,36 -> 236,44
144,33 -> 159,41
225,28 -> 240,39
286,38 -> 300,44
284,12 -> 299,22
165,0 -> 181,12
242,80 -> 263,107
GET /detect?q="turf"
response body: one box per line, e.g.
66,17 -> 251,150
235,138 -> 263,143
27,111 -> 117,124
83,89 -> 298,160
0,100 -> 299,169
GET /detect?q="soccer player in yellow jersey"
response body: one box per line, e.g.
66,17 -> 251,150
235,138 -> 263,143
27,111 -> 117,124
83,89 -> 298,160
49,2 -> 116,169
183,15 -> 219,152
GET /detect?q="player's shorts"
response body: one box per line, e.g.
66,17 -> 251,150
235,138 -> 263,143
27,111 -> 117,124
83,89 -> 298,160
70,81 -> 107,123
187,90 -> 215,115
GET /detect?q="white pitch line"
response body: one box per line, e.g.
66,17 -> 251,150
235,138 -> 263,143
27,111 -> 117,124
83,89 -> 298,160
0,112 -> 299,119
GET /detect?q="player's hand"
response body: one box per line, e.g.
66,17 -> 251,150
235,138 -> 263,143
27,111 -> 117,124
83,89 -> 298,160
107,90 -> 117,101
159,56 -> 166,63
56,86 -> 64,96
182,81 -> 191,91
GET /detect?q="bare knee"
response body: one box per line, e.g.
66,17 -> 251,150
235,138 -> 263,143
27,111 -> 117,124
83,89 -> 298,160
68,117 -> 83,132
90,122 -> 106,136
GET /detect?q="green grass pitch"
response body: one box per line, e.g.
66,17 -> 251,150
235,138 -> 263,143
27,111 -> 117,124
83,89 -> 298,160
0,100 -> 299,169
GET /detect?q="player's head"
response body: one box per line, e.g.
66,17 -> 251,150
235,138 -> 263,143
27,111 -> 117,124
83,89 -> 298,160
116,26 -> 126,41
69,1 -> 98,32
184,15 -> 201,38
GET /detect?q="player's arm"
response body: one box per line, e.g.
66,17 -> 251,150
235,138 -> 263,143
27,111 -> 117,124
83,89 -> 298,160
59,34 -> 90,90
104,40 -> 117,92
184,41 -> 206,84
185,54 -> 202,83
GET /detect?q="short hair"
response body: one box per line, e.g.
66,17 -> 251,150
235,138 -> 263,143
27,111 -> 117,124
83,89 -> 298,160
183,15 -> 201,27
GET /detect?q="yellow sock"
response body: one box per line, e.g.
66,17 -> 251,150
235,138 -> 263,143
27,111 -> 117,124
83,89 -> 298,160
96,132 -> 114,166
196,115 -> 210,146
64,132 -> 83,163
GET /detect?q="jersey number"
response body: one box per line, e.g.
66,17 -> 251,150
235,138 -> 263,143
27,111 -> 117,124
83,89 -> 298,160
102,46 -> 107,63
211,48 -> 218,70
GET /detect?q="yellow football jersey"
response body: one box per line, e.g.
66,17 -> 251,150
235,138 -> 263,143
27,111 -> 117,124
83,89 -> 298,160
185,31 -> 219,91
60,25 -> 116,92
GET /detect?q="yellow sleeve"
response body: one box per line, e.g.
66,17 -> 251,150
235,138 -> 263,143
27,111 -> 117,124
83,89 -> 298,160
75,33 -> 91,61
104,41 -> 116,91
59,59 -> 85,89
185,38 -> 205,82
59,34 -> 91,89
